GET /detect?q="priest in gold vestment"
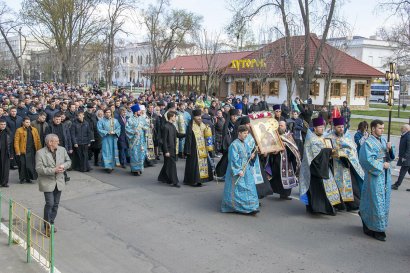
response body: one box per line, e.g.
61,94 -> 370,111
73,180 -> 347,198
183,109 -> 214,187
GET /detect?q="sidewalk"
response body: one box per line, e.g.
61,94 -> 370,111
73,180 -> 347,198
351,114 -> 409,123
368,108 -> 410,113
0,227 -> 46,273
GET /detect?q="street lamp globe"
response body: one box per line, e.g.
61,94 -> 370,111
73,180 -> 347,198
315,66 -> 322,76
297,67 -> 304,76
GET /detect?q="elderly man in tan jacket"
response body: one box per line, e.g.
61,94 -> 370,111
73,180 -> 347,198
35,134 -> 71,236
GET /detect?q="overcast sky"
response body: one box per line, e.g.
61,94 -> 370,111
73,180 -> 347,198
5,0 -> 399,41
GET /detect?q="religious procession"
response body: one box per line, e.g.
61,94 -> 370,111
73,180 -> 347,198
1,80 -> 407,247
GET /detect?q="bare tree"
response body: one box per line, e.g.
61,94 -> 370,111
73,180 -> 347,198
0,1 -> 27,80
142,0 -> 202,88
21,0 -> 105,84
103,0 -> 137,91
377,1 -> 410,68
227,0 -> 340,100
195,30 -> 224,95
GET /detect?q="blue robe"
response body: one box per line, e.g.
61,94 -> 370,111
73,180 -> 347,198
359,135 -> 395,232
326,131 -> 364,201
244,134 -> 265,185
178,110 -> 191,153
221,139 -> 259,214
97,117 -> 121,169
126,116 -> 149,172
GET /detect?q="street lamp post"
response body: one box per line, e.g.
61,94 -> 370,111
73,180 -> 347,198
171,67 -> 176,91
385,62 -> 400,142
179,67 -> 184,92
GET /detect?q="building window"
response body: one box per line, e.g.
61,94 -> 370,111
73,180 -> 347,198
236,81 -> 245,94
355,83 -> 365,97
310,82 -> 320,96
130,55 -> 134,63
330,82 -> 341,96
268,81 -> 279,96
251,81 -> 260,95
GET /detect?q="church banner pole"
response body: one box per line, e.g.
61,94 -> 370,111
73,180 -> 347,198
385,62 -> 399,142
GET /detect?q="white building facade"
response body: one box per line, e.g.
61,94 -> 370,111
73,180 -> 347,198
0,35 -> 47,79
327,36 -> 397,72
112,42 -> 152,88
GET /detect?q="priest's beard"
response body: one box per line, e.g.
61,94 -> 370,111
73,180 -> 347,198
278,128 -> 285,135
335,131 -> 344,137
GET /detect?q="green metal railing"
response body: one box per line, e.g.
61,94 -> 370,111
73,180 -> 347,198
0,192 -> 55,272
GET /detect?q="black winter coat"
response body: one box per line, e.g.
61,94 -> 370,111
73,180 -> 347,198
45,123 -> 72,151
70,119 -> 94,145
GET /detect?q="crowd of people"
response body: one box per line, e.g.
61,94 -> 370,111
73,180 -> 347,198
0,80 -> 409,242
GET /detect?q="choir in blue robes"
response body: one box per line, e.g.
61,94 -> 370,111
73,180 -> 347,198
221,138 -> 259,214
359,135 -> 395,233
126,115 -> 149,174
97,117 -> 121,171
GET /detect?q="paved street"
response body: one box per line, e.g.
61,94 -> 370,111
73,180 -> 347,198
1,157 -> 410,273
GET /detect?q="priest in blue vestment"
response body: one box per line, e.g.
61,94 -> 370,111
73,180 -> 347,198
359,119 -> 395,241
126,104 -> 149,176
221,125 -> 259,215
97,108 -> 121,173
326,117 -> 364,211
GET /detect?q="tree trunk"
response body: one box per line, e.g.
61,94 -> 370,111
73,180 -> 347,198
0,27 -> 22,76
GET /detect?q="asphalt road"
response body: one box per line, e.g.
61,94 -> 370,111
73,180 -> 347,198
1,158 -> 410,273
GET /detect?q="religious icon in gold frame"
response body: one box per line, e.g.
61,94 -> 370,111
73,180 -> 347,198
249,115 -> 284,154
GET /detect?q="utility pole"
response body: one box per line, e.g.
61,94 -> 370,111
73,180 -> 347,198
19,27 -> 24,82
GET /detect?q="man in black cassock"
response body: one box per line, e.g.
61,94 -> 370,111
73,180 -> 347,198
0,119 -> 12,187
299,117 -> 341,215
158,111 -> 185,188
183,109 -> 214,187
266,121 -> 300,200
215,108 -> 238,178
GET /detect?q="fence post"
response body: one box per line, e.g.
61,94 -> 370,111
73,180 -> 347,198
50,224 -> 55,273
0,192 -> 2,224
26,209 -> 31,263
8,199 -> 12,246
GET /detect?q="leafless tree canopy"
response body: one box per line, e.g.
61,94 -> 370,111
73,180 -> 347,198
142,0 -> 202,82
0,1 -> 27,78
101,0 -> 138,91
21,0 -> 105,84
377,1 -> 410,68
226,0 -> 346,100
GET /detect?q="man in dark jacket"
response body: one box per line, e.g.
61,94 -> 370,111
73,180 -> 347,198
84,104 -> 101,166
0,119 -> 12,187
71,111 -> 94,172
5,107 -> 22,169
281,100 -> 290,119
392,124 -> 410,190
65,103 -> 77,121
249,98 -> 261,113
31,112 -> 49,147
27,105 -> 39,121
17,100 -> 28,118
116,107 -> 128,168
44,100 -> 59,122
258,95 -> 269,111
